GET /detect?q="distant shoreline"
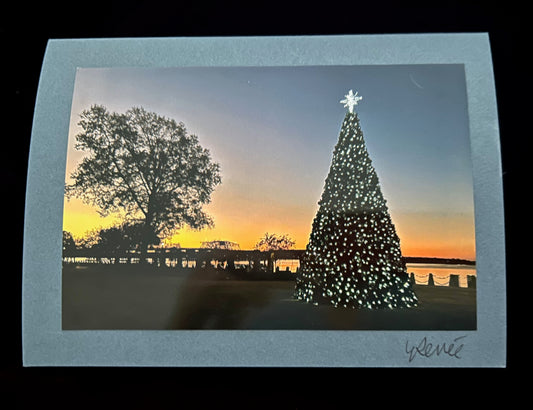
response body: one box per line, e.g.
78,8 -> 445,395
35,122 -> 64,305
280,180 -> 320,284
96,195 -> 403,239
402,256 -> 475,266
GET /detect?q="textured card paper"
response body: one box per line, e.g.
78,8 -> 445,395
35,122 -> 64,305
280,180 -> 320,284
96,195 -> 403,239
23,34 -> 505,367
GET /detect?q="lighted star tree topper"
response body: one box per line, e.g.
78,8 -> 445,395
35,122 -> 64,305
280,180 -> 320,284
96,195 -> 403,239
340,89 -> 362,113
294,90 -> 418,309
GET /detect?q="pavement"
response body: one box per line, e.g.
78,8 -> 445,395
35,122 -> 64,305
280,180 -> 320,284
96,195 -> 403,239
62,264 -> 476,330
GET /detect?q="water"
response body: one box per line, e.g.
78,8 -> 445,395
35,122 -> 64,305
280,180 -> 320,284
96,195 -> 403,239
406,263 -> 476,287
274,261 -> 477,288
274,259 -> 300,273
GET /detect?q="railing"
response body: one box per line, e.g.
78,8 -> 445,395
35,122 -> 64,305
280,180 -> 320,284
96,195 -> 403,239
63,248 -> 305,261
409,272 -> 476,289
62,248 -> 305,275
63,249 -> 476,288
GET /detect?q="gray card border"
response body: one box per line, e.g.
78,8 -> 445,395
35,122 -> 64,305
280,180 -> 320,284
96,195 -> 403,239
22,34 -> 506,367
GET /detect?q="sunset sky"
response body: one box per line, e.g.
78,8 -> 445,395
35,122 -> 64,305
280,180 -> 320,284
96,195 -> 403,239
63,64 -> 476,260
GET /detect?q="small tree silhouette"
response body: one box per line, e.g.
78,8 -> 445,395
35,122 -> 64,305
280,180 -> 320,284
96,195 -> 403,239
62,231 -> 77,252
96,221 -> 160,252
254,233 -> 295,251
73,222 -> 160,252
201,240 -> 240,250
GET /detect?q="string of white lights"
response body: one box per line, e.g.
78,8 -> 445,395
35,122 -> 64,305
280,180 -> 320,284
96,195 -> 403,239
294,91 -> 418,309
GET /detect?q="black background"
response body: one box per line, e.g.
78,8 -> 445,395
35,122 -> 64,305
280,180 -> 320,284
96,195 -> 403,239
3,0 -> 519,405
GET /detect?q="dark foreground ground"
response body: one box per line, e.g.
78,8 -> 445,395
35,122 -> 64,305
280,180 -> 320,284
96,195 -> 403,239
62,264 -> 476,330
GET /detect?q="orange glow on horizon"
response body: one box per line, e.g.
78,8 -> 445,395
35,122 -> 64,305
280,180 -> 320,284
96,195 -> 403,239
63,198 -> 122,239
393,211 -> 476,261
63,195 -> 476,261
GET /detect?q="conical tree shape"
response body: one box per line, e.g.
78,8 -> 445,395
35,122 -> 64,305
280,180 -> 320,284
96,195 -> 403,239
294,108 -> 418,309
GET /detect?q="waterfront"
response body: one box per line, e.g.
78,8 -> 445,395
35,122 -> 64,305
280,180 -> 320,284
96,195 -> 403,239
406,263 -> 476,287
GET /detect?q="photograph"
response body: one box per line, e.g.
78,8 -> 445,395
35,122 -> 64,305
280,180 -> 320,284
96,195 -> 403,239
61,64 -> 477,331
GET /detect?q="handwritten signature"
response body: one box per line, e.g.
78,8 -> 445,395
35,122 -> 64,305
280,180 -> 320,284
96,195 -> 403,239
405,335 -> 466,363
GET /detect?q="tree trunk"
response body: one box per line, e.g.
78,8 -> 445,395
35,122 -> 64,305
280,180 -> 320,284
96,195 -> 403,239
140,219 -> 152,265
267,252 -> 274,274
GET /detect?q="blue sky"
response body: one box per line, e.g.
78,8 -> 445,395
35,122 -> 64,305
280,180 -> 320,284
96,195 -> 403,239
65,64 -> 476,258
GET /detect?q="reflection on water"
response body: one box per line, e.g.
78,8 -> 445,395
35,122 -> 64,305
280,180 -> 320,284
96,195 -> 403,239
406,263 -> 476,288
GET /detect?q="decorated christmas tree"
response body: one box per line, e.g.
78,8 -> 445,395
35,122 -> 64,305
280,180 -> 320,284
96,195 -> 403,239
294,90 -> 418,309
